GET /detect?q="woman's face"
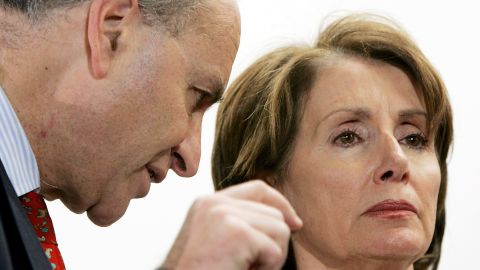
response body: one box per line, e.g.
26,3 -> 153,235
278,58 -> 440,267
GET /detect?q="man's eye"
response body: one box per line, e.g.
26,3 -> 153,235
195,90 -> 207,105
333,130 -> 363,147
401,133 -> 428,149
192,88 -> 210,110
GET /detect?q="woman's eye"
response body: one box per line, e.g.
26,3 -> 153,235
401,133 -> 428,149
333,130 -> 363,147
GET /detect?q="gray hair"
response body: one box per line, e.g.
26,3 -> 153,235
0,0 -> 202,35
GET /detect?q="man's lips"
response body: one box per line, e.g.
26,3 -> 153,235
145,164 -> 167,183
135,165 -> 166,199
363,199 -> 418,217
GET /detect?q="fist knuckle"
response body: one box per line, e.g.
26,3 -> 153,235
192,195 -> 221,211
222,216 -> 250,239
209,204 -> 230,220
264,243 -> 284,266
278,221 -> 291,238
249,180 -> 269,192
269,207 -> 284,220
271,244 -> 284,262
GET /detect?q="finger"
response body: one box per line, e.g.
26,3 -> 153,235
219,195 -> 286,221
228,215 -> 287,270
220,180 -> 303,230
210,201 -> 291,256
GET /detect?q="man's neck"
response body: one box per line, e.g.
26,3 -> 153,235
0,11 -> 65,195
0,11 -> 67,135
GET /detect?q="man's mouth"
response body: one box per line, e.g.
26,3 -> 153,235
148,168 -> 156,182
145,165 -> 166,183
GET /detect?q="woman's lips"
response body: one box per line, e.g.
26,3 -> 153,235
363,199 -> 418,218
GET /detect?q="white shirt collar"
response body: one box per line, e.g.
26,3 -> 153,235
0,85 -> 40,196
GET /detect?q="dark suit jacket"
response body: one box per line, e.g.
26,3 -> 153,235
0,159 -> 52,269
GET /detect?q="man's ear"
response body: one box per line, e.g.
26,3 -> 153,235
87,0 -> 140,78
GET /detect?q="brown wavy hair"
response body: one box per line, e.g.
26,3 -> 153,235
212,14 -> 453,270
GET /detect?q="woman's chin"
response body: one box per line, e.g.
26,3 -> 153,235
358,228 -> 428,261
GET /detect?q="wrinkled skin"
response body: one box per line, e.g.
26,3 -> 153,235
277,58 -> 440,270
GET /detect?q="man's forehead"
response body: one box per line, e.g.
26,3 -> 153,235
182,34 -> 238,91
178,0 -> 240,96
184,0 -> 240,50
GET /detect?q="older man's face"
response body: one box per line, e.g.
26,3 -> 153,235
41,0 -> 240,226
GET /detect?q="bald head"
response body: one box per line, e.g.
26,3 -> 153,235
0,0 -> 205,35
0,0 -> 241,227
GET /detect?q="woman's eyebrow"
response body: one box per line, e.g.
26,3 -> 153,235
320,107 -> 372,123
398,109 -> 427,120
313,108 -> 371,138
319,108 -> 427,123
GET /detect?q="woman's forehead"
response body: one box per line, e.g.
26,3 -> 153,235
305,58 -> 425,115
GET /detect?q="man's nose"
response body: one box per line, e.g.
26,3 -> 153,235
373,134 -> 409,184
170,116 -> 202,177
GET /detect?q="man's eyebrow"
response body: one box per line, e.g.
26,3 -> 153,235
191,66 -> 225,104
209,78 -> 225,104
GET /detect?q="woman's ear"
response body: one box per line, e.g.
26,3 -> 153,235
86,0 -> 140,78
253,171 -> 278,187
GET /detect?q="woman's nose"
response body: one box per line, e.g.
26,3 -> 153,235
373,134 -> 409,184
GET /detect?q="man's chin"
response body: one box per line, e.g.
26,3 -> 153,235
86,204 -> 128,227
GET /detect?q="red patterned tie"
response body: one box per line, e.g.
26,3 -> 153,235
19,191 -> 66,270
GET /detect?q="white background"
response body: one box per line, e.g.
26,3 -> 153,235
48,1 -> 480,269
